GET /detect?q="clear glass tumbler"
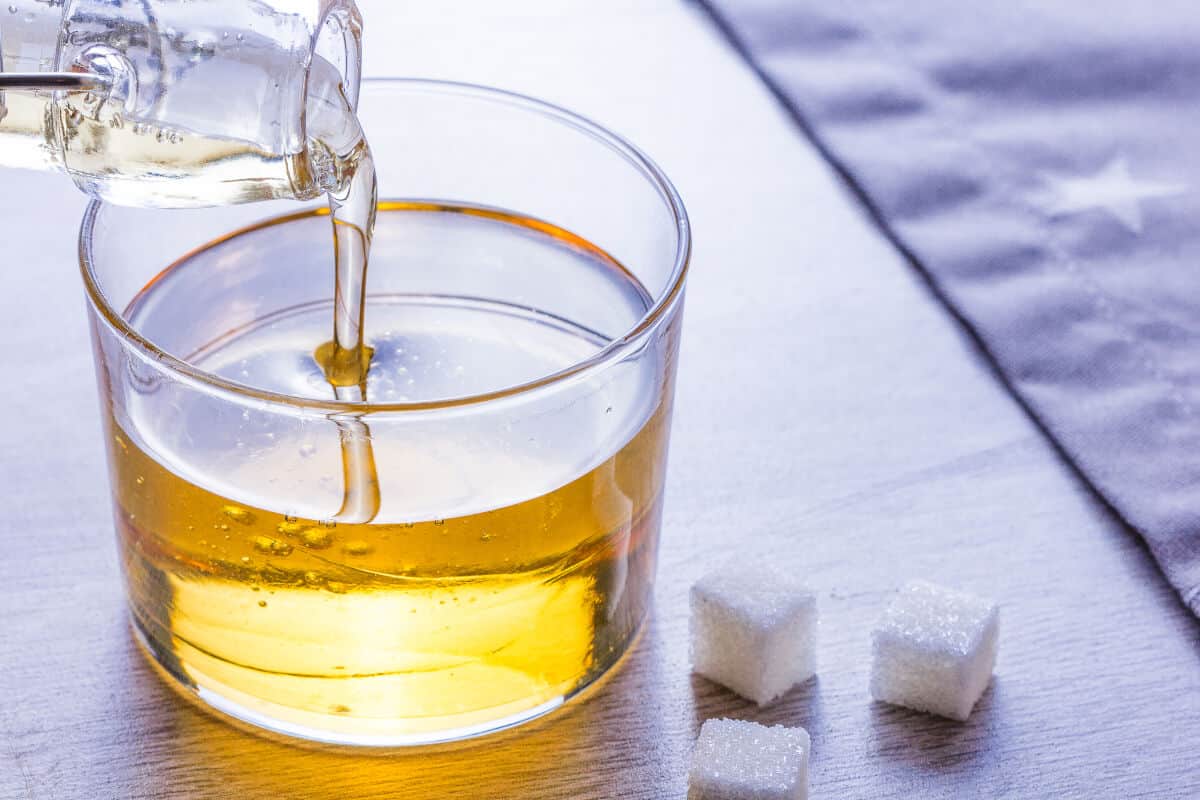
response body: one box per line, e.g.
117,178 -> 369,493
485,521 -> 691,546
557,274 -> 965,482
80,79 -> 690,745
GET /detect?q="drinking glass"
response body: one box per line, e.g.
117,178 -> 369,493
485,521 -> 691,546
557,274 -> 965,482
80,79 -> 690,745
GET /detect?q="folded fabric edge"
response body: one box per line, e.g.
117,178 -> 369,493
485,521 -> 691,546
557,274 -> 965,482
694,0 -> 1200,619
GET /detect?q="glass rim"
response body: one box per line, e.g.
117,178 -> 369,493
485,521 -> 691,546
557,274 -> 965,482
78,77 -> 691,414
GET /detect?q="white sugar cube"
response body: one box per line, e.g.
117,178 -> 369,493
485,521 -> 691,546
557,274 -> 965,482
869,580 -> 999,721
690,565 -> 817,706
689,718 -> 810,800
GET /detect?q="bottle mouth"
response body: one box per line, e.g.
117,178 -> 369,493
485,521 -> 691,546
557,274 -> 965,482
300,53 -> 369,199
312,2 -> 363,113
299,0 -> 363,175
78,78 -> 692,415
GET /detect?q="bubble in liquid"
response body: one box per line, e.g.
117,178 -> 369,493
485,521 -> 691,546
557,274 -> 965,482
223,505 -> 256,526
7,7 -> 18,16
257,600 -> 267,608
277,519 -> 305,537
134,475 -> 145,485
341,540 -> 373,556
301,528 -> 333,549
252,536 -> 293,556
325,581 -> 347,594
299,443 -> 317,458
303,571 -> 322,586
480,532 -> 495,542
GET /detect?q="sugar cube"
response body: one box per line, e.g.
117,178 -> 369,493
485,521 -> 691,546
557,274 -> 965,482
690,565 -> 817,706
869,579 -> 999,721
689,718 -> 810,800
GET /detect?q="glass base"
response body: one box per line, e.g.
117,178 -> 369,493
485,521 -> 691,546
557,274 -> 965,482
130,610 -> 647,747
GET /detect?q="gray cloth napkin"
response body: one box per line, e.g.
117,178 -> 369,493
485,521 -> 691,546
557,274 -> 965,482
700,0 -> 1200,616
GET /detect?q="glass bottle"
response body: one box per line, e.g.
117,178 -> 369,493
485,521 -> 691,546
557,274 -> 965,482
0,0 -> 362,207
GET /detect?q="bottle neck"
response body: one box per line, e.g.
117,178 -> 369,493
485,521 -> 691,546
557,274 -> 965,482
0,1 -> 364,207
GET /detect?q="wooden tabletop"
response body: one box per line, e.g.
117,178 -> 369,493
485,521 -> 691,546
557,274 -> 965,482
2,2 -> 1197,798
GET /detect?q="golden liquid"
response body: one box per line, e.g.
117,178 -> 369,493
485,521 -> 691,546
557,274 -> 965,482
105,206 -> 674,740
110,403 -> 668,741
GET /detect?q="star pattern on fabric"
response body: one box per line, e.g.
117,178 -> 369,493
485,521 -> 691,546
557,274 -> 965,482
1039,157 -> 1186,235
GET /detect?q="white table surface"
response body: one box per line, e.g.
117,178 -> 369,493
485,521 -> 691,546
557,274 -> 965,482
1,2 -> 1197,798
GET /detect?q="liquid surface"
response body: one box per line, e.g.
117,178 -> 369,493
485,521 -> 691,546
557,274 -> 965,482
108,205 -> 673,743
